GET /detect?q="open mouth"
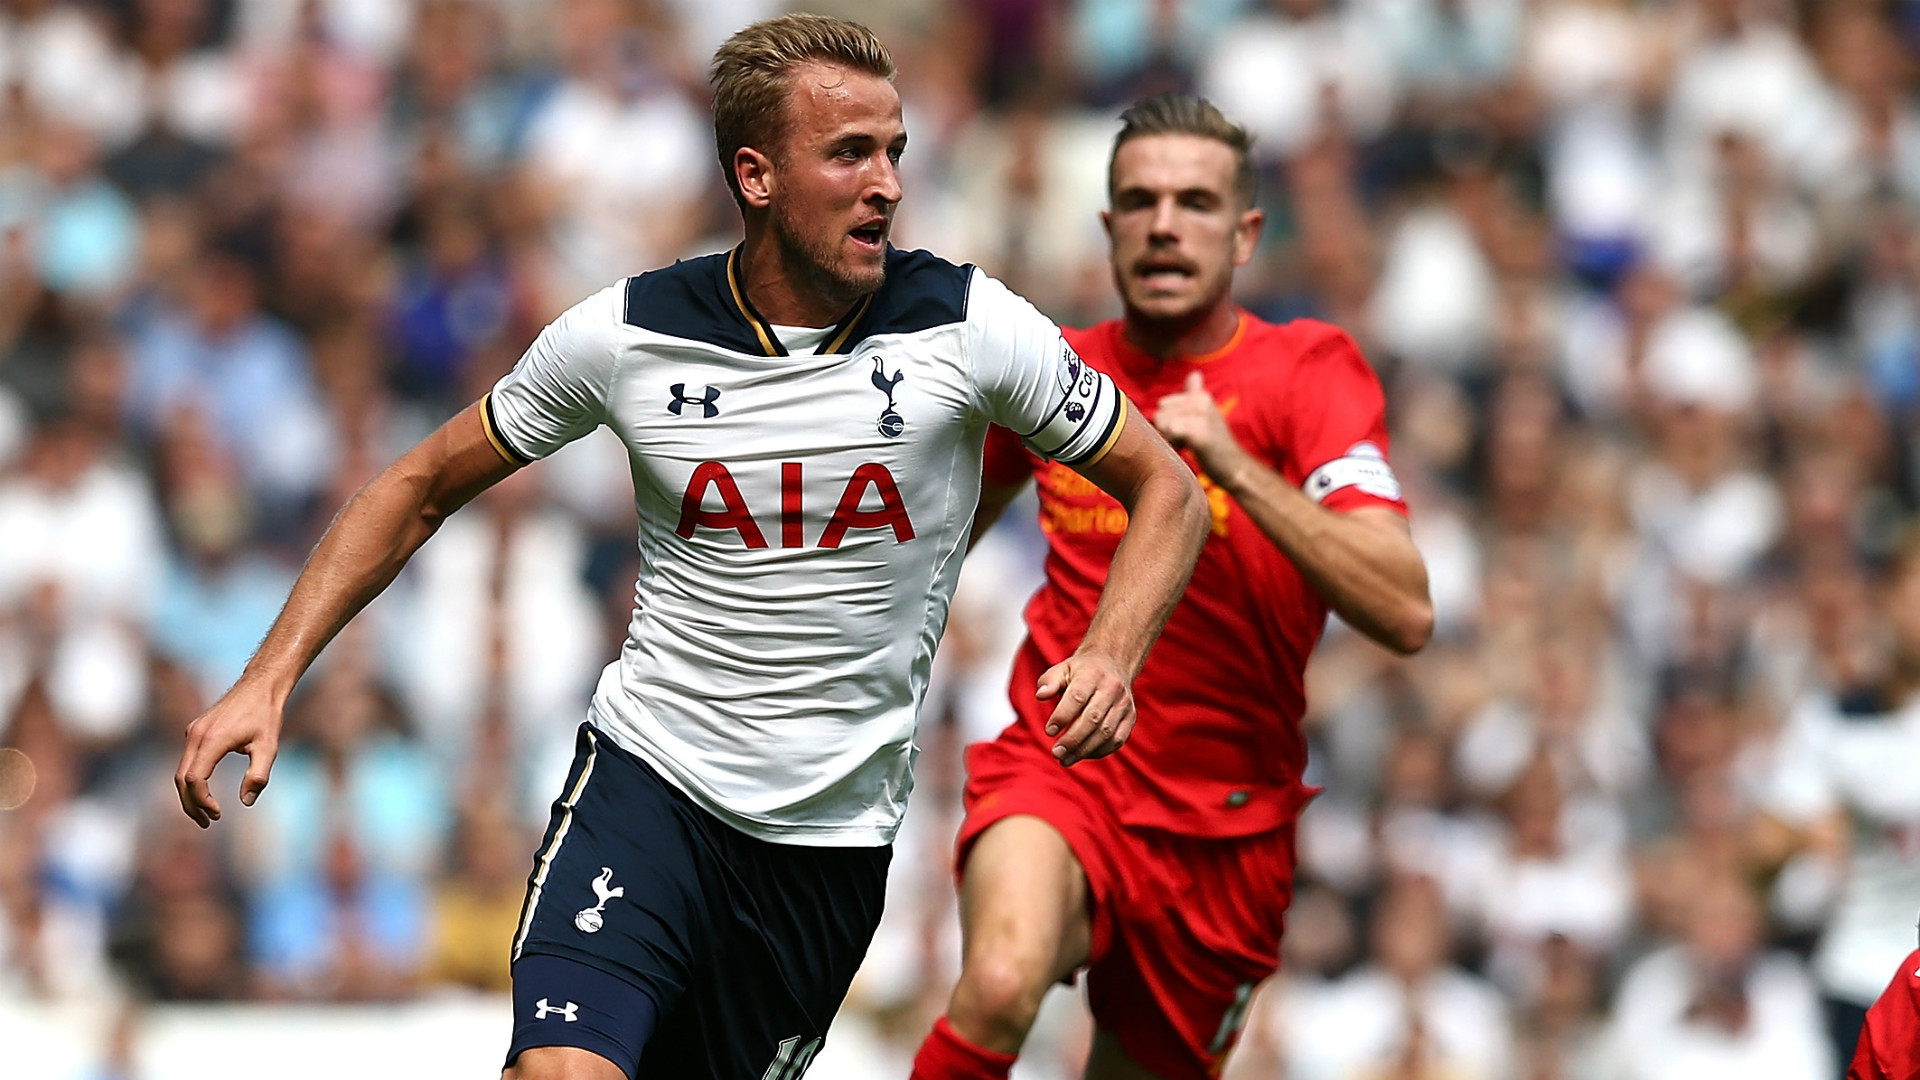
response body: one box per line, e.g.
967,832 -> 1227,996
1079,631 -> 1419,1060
1135,259 -> 1196,287
849,221 -> 887,251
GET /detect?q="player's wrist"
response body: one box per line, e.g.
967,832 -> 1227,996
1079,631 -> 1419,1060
1070,643 -> 1140,683
1201,441 -> 1256,495
234,663 -> 299,711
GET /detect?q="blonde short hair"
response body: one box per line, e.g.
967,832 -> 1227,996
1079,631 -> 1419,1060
710,14 -> 895,208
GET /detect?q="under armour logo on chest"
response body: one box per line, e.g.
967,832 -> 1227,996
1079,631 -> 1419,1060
535,998 -> 578,1022
668,384 -> 721,418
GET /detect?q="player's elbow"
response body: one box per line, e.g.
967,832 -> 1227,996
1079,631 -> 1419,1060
1107,450 -> 1206,556
1380,596 -> 1434,656
1165,469 -> 1209,549
378,456 -> 447,526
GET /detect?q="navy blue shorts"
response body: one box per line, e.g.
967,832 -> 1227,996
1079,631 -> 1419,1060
505,725 -> 891,1079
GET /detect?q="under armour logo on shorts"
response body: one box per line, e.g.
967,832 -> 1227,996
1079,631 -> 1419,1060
535,998 -> 579,1022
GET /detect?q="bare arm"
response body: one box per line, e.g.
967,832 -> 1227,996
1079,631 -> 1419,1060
1155,373 -> 1433,655
1035,400 -> 1209,765
174,402 -> 520,825
968,476 -> 1030,550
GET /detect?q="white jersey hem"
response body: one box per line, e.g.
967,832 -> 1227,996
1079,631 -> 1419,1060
585,718 -> 899,849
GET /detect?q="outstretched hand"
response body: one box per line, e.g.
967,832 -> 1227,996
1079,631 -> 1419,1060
174,680 -> 284,828
1034,652 -> 1136,766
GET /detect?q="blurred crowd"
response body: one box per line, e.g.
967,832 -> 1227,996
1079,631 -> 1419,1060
1,0 -> 1919,1078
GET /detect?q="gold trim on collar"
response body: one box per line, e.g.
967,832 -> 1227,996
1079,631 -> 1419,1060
821,294 -> 874,355
726,247 -> 783,357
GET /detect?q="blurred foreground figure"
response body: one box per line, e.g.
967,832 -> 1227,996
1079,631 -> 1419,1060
915,93 -> 1432,1080
171,15 -> 1207,1080
1848,945 -> 1920,1080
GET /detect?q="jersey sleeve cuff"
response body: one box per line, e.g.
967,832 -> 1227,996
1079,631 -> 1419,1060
1023,369 -> 1124,465
481,391 -> 535,466
1061,392 -> 1128,469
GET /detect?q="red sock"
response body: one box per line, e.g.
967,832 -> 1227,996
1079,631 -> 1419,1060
910,1016 -> 1017,1080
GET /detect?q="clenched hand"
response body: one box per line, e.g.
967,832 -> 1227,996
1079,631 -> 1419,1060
1153,371 -> 1246,481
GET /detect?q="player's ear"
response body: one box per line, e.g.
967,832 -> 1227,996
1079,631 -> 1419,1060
1232,207 -> 1264,268
736,146 -> 776,211
1099,208 -> 1113,241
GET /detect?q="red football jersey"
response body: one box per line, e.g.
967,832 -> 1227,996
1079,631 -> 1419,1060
1850,948 -> 1920,1080
982,313 -> 1406,837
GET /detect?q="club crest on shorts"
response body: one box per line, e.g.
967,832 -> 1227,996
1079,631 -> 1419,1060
574,866 -> 625,933
871,357 -> 905,438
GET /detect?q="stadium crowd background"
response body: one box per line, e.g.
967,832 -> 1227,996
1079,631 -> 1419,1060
1,0 -> 1919,1076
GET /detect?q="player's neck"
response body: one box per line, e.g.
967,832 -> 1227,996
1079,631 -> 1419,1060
1121,301 -> 1241,364
736,232 -> 861,329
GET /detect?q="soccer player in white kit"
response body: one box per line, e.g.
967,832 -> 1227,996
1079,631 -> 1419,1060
172,15 -> 1209,1080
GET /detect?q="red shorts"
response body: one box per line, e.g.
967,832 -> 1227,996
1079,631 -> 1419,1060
957,731 -> 1297,1080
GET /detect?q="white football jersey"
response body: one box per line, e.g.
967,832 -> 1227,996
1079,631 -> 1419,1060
484,247 -> 1124,846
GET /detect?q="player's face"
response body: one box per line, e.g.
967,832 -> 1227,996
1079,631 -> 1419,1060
767,64 -> 906,304
1102,134 -> 1261,325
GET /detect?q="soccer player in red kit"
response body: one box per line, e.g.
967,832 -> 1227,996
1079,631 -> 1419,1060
910,94 -> 1434,1080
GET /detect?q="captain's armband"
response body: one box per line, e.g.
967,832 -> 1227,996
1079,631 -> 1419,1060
1022,341 -> 1125,466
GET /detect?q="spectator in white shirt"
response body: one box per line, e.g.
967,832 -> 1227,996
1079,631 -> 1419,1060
515,0 -> 710,312
0,411 -> 163,745
1252,874 -> 1515,1080
1601,868 -> 1831,1080
1762,533 -> 1920,1068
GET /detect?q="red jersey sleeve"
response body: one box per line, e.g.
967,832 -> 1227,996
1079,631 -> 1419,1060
1851,949 -> 1920,1080
1259,323 -> 1406,516
982,423 -> 1038,487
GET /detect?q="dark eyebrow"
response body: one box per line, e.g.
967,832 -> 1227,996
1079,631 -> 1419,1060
827,130 -> 909,157
1114,184 -> 1224,203
833,129 -> 905,148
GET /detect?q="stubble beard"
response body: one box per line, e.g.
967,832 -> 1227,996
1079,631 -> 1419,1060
1119,263 -> 1233,339
771,201 -> 885,310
